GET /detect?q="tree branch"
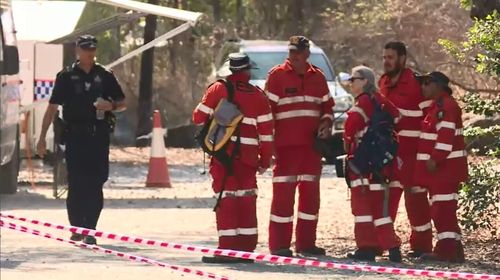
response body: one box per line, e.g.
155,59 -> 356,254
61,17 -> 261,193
449,78 -> 500,93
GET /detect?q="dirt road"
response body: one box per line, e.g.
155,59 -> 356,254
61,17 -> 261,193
1,148 -> 497,280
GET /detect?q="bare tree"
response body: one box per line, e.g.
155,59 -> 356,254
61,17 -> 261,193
136,0 -> 159,147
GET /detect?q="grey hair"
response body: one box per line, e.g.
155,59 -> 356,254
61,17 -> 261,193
352,65 -> 378,94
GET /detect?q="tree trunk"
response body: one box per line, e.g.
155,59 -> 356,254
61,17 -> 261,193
235,0 -> 244,33
212,0 -> 221,22
136,0 -> 159,147
180,0 -> 188,10
292,0 -> 303,35
470,0 -> 500,19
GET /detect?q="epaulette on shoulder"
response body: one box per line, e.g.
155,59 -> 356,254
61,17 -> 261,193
95,63 -> 113,74
56,65 -> 72,77
206,79 -> 225,89
268,64 -> 282,75
311,64 -> 322,71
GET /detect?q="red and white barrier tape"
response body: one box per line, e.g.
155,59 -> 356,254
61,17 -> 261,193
1,213 -> 498,280
0,219 -> 231,280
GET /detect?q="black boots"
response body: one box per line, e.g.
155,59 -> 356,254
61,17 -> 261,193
347,247 -> 402,262
271,248 -> 294,257
347,249 -> 376,261
297,246 -> 326,256
388,247 -> 402,262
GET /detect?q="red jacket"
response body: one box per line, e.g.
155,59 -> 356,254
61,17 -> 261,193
192,72 -> 274,169
379,68 -> 431,157
344,92 -> 400,181
414,93 -> 468,185
265,59 -> 334,148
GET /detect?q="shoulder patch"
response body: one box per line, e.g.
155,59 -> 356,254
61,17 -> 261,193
95,63 -> 113,74
267,64 -> 283,75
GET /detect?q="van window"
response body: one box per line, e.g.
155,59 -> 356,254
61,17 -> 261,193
246,52 -> 335,81
0,7 -> 16,46
0,26 -> 3,65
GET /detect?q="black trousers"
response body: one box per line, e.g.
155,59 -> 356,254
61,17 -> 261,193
64,123 -> 110,230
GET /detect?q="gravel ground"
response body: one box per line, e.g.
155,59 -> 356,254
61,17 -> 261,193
1,147 -> 498,280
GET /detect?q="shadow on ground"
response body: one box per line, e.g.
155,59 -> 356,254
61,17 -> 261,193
0,191 -> 215,211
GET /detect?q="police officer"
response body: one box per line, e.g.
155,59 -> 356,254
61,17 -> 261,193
37,35 -> 126,245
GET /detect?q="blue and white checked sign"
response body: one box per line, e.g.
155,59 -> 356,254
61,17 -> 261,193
34,80 -> 55,101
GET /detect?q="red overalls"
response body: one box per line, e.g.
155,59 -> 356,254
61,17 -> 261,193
192,72 -> 274,252
379,68 -> 433,253
414,92 -> 468,262
265,59 -> 334,252
344,92 -> 401,251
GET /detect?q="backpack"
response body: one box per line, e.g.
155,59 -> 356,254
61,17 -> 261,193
348,95 -> 398,177
195,79 -> 244,173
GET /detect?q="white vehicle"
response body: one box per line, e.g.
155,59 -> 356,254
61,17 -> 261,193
0,0 -> 21,193
1,0 -> 202,194
214,40 -> 354,163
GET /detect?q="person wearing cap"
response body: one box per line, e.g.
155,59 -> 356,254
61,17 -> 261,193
193,53 -> 274,263
343,65 -> 402,262
265,35 -> 334,257
37,35 -> 126,245
414,71 -> 467,263
378,41 -> 433,258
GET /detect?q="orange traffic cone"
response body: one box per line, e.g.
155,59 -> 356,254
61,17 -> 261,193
145,110 -> 171,188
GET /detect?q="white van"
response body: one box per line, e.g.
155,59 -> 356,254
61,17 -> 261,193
214,39 -> 353,162
0,0 -> 21,193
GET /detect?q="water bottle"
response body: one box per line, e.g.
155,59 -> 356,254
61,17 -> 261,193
95,97 -> 105,120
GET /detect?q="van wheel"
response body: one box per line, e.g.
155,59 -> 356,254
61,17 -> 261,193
0,138 -> 19,194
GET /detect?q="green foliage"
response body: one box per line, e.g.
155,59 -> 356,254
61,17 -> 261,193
460,0 -> 472,9
440,6 -> 500,237
461,91 -> 500,117
459,159 -> 499,236
439,11 -> 500,76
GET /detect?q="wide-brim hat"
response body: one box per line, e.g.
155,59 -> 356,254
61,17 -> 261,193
228,53 -> 258,71
217,53 -> 258,77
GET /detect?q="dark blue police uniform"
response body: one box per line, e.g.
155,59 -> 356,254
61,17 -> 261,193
50,61 -> 125,231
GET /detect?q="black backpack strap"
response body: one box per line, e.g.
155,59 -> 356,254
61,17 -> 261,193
217,79 -> 235,103
212,79 -> 240,212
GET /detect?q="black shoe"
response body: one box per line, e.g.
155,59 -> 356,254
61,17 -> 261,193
347,249 -> 375,261
201,255 -> 254,264
70,233 -> 84,241
297,246 -> 326,256
83,236 -> 97,245
419,252 -> 465,263
407,250 -> 425,258
388,247 -> 402,262
271,248 -> 293,257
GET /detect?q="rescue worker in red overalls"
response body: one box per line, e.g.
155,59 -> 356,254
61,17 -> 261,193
414,72 -> 467,263
265,36 -> 334,257
344,65 -> 402,262
192,53 -> 274,263
378,41 -> 433,257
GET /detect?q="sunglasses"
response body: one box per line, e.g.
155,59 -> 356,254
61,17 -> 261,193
348,77 -> 365,82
